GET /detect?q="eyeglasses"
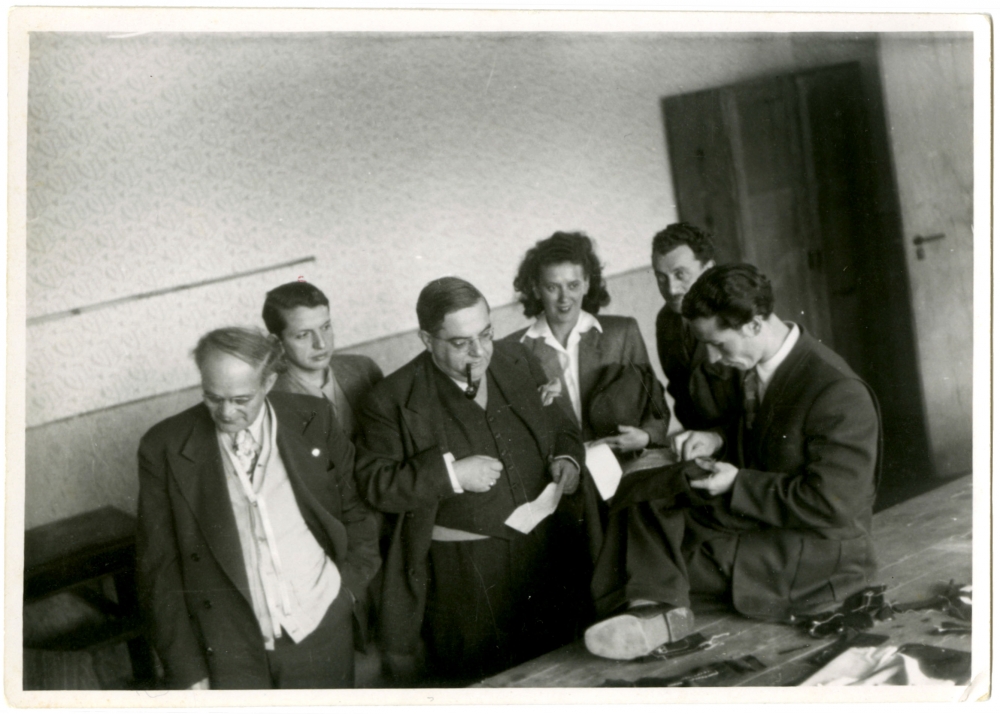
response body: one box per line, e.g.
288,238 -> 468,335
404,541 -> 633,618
427,326 -> 495,353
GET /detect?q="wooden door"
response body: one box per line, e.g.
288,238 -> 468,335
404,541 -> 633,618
663,61 -> 938,503
661,90 -> 742,265
721,76 -> 834,345
796,63 -> 933,502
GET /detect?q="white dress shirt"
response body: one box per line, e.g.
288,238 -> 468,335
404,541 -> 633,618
521,311 -> 603,424
754,322 -> 800,400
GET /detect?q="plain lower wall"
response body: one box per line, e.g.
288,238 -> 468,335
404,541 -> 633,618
24,267 -> 666,529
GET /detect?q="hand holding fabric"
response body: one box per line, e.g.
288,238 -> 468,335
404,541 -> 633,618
671,430 -> 724,461
688,460 -> 738,496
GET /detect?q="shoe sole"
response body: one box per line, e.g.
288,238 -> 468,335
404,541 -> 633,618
584,607 -> 695,660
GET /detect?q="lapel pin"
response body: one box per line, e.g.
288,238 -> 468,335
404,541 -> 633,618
311,448 -> 321,457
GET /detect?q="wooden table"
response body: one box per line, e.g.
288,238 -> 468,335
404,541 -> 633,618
24,506 -> 155,686
477,476 -> 973,688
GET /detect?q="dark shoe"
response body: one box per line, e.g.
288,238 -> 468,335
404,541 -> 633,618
584,605 -> 695,660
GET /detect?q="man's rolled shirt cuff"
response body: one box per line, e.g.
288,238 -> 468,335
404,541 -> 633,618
443,452 -> 463,493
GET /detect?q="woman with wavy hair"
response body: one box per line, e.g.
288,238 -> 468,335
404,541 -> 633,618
506,231 -> 670,451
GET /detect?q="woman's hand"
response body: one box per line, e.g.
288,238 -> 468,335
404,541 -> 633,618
597,425 -> 651,453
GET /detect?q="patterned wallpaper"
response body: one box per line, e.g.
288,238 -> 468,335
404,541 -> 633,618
25,32 -> 827,427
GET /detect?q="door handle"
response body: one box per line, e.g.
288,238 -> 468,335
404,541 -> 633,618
913,233 -> 945,260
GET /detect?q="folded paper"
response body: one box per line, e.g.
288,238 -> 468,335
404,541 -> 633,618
504,481 -> 565,534
585,442 -> 623,500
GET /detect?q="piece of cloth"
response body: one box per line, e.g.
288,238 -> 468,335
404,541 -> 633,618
586,360 -> 666,440
265,584 -> 355,689
893,581 -> 972,622
591,327 -> 882,622
793,585 -> 893,638
136,392 -> 380,689
521,311 -> 603,424
635,632 -> 712,662
800,643 -> 970,686
793,631 -> 891,683
601,654 -> 767,687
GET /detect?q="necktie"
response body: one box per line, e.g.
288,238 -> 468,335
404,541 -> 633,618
232,429 -> 260,482
742,369 -> 760,431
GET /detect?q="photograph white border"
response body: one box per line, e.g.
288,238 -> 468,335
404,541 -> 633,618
5,4 -> 993,710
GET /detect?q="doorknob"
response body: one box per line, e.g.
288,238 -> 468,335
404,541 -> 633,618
913,233 -> 945,260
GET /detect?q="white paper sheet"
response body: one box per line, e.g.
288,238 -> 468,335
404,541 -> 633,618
585,442 -> 624,501
504,481 -> 565,534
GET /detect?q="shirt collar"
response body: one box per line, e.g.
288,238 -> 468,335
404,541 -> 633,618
287,364 -> 331,398
756,322 -> 800,390
521,310 -> 602,344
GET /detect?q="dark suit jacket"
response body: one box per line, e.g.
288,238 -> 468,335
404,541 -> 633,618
655,306 -> 740,430
136,392 -> 381,689
353,342 -> 585,659
272,353 -> 383,428
507,314 -> 671,446
702,327 -> 882,620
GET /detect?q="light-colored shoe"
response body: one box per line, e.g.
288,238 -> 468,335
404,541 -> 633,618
584,605 -> 695,660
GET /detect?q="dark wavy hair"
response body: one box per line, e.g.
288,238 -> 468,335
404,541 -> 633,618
262,281 -> 329,335
651,222 -> 716,264
513,232 -> 611,318
682,264 -> 774,330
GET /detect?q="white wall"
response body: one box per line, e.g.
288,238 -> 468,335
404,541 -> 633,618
25,32 -> 888,526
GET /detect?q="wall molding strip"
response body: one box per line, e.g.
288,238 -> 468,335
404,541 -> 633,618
27,256 -> 316,326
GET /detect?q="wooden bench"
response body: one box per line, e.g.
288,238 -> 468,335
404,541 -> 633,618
477,475 -> 973,687
24,506 -> 156,686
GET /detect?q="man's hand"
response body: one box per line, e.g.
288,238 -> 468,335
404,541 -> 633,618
596,425 -> 651,453
453,455 -> 503,493
688,460 -> 739,496
188,678 -> 210,690
671,430 -> 724,461
549,458 -> 580,495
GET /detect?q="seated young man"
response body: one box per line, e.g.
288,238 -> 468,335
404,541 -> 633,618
585,263 -> 881,660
